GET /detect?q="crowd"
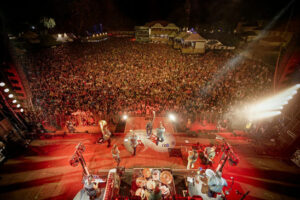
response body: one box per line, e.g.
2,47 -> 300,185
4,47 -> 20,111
24,38 -> 272,128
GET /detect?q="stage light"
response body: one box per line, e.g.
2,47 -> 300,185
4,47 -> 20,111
244,84 -> 299,121
122,114 -> 128,120
4,88 -> 9,93
8,94 -> 13,98
0,82 -> 5,87
17,104 -> 20,108
20,108 -> 24,112
169,114 -> 176,122
12,99 -> 17,103
250,111 -> 281,121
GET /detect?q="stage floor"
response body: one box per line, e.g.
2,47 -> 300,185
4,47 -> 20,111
0,117 -> 299,200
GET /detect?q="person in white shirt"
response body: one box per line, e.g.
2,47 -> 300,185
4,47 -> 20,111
129,130 -> 138,156
207,171 -> 227,197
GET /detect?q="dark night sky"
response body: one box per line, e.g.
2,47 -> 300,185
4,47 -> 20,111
0,0 -> 299,33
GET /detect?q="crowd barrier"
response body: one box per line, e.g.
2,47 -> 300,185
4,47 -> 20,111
40,110 -> 225,130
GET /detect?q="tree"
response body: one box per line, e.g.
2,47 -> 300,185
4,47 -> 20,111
40,17 -> 56,34
40,17 -> 56,29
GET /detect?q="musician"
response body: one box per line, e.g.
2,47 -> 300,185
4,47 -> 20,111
187,148 -> 199,169
84,175 -> 98,200
129,131 -> 138,156
97,121 -> 111,148
104,128 -> 112,148
148,185 -> 162,200
146,111 -> 155,138
200,146 -> 216,166
66,120 -> 75,133
207,171 -> 227,197
156,121 -> 165,146
111,144 -> 120,166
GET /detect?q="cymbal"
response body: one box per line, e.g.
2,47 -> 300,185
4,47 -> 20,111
160,171 -> 173,185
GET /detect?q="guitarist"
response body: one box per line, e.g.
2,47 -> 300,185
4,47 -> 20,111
200,146 -> 216,166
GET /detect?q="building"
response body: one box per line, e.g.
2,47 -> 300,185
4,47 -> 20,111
134,26 -> 150,43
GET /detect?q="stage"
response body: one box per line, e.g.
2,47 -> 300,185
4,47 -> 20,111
0,117 -> 299,199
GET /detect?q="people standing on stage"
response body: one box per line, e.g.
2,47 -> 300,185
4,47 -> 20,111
97,120 -> 111,148
84,175 -> 98,200
146,111 -> 155,138
103,127 -> 112,148
148,185 -> 162,200
129,130 -> 138,156
207,171 -> 227,197
156,121 -> 165,146
66,120 -> 75,133
187,148 -> 199,169
200,146 -> 216,166
111,144 -> 120,166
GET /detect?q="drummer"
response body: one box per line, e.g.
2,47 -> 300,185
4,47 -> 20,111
148,185 -> 162,200
83,175 -> 98,200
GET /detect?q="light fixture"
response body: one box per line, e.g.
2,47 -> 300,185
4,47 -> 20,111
8,94 -> 14,98
4,88 -> 9,93
122,114 -> 128,120
17,104 -> 20,108
168,114 -> 176,122
20,108 -> 24,112
244,84 -> 300,121
0,82 -> 5,87
12,99 -> 17,103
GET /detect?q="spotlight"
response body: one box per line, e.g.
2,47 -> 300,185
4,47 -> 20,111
12,99 -> 17,103
8,94 -> 14,98
17,104 -> 20,108
122,114 -> 128,120
20,108 -> 24,112
4,88 -> 9,93
169,114 -> 176,122
0,82 -> 5,87
244,84 -> 300,121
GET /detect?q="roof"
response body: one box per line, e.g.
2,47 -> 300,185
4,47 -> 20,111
151,23 -> 164,28
22,31 -> 39,39
145,20 -> 169,27
183,33 -> 206,42
175,32 -> 189,39
165,23 -> 179,29
169,31 -> 177,37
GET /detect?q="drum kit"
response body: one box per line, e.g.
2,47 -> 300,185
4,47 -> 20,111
135,169 -> 172,199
